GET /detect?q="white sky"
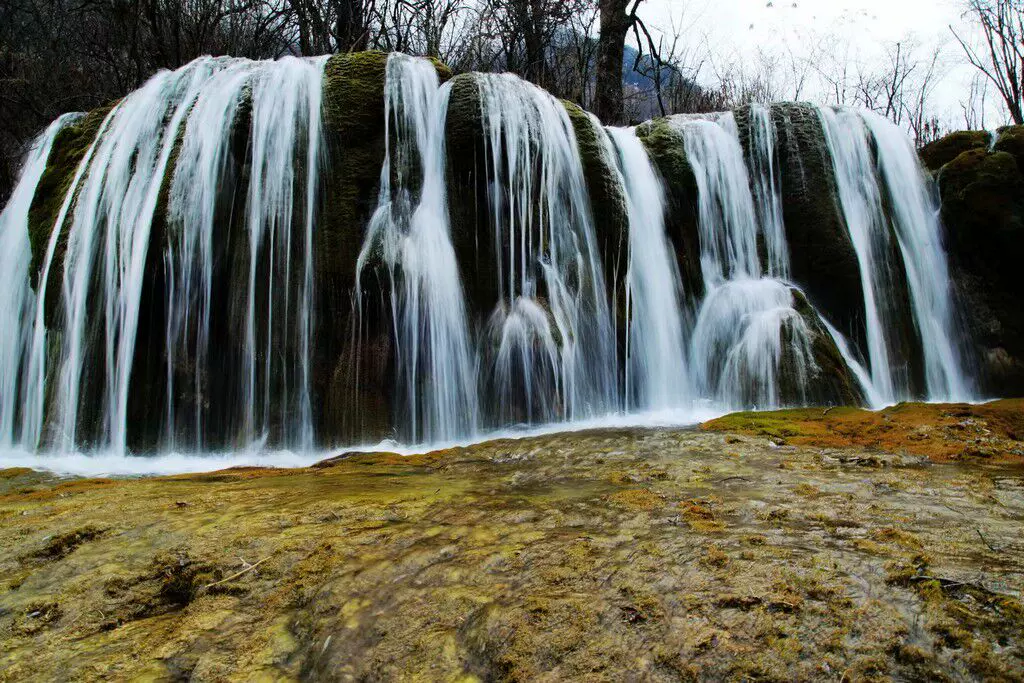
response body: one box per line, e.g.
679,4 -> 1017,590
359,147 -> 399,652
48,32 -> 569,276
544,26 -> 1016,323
633,0 -> 1007,127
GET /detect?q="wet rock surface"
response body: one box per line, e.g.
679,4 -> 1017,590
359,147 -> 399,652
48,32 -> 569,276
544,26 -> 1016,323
930,127 -> 1024,397
1,403 -> 1023,681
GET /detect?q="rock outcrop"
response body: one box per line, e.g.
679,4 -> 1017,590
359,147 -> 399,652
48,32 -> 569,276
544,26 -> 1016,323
634,117 -> 704,301
932,127 -> 1024,396
768,103 -> 866,349
789,288 -> 865,406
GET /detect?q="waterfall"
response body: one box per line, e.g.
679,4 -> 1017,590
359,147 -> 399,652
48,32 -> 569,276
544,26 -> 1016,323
669,113 -> 817,409
817,106 -> 906,403
606,126 -> 689,410
746,104 -> 789,278
0,113 -> 82,446
357,53 -> 479,443
241,56 -> 326,449
49,60 -> 226,452
858,111 -> 972,401
22,110 -> 115,450
11,55 -> 327,454
483,297 -> 561,425
673,114 -> 761,286
164,60 -> 255,449
0,51 -> 984,465
474,73 -> 618,424
818,106 -> 972,403
690,279 -> 816,408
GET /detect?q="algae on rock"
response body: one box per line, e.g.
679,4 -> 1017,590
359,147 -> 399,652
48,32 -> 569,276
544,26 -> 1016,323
562,100 -> 629,301
27,105 -> 114,324
634,117 -> 704,301
769,103 -> 865,349
938,146 -> 1024,395
919,130 -> 991,173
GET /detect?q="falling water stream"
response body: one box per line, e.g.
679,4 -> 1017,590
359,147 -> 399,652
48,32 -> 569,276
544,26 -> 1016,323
356,53 -> 479,443
0,113 -> 82,447
818,106 -> 972,403
0,52 -> 977,471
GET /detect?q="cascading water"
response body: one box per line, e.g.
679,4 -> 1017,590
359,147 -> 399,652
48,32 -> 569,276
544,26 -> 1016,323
858,110 -> 972,401
6,54 -> 328,455
0,113 -> 81,446
818,106 -> 972,403
474,73 -> 619,424
0,50 -> 982,469
746,104 -> 788,278
164,60 -> 256,449
669,113 -> 819,409
690,279 -> 815,407
606,126 -> 689,410
240,56 -> 327,450
673,114 -> 762,286
49,60 -> 225,452
817,106 -> 908,403
356,53 -> 479,443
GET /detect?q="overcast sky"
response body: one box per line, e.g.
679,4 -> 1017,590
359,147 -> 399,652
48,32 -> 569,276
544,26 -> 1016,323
632,0 -> 1005,127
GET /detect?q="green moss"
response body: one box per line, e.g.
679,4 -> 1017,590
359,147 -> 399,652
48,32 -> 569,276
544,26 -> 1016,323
919,130 -> 990,173
993,124 -> 1024,171
771,103 -> 865,348
426,56 -> 453,83
27,104 -> 114,322
635,117 -> 703,300
561,100 -> 628,300
939,147 -> 1024,394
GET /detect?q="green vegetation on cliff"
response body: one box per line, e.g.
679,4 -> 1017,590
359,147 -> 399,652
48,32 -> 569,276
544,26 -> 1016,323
26,105 -> 113,323
317,50 -> 395,443
993,124 -> 1024,170
938,144 -> 1024,395
919,130 -> 990,173
634,117 -> 703,300
561,101 -> 628,299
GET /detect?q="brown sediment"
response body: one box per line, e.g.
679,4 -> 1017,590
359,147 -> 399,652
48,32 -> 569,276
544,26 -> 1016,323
702,399 -> 1024,464
0,405 -> 1021,680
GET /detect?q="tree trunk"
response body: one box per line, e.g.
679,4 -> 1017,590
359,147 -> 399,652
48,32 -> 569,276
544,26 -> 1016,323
595,0 -> 631,125
334,0 -> 368,52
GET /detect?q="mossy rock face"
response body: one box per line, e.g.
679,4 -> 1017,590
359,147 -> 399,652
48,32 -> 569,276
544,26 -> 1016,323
789,289 -> 865,406
27,105 -> 114,324
319,50 -> 389,313
317,50 -> 394,444
443,72 -> 497,318
770,103 -> 865,350
939,147 -> 1024,395
919,130 -> 990,173
634,117 -> 703,302
562,101 -> 628,303
316,51 -> 450,444
993,125 -> 1024,171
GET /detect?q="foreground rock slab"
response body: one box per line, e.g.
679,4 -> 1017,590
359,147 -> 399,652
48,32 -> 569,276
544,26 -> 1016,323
1,404 -> 1023,681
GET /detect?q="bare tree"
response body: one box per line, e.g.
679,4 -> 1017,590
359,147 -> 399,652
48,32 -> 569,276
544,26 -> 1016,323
961,72 -> 992,128
594,0 -> 639,125
951,0 -> 1024,124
